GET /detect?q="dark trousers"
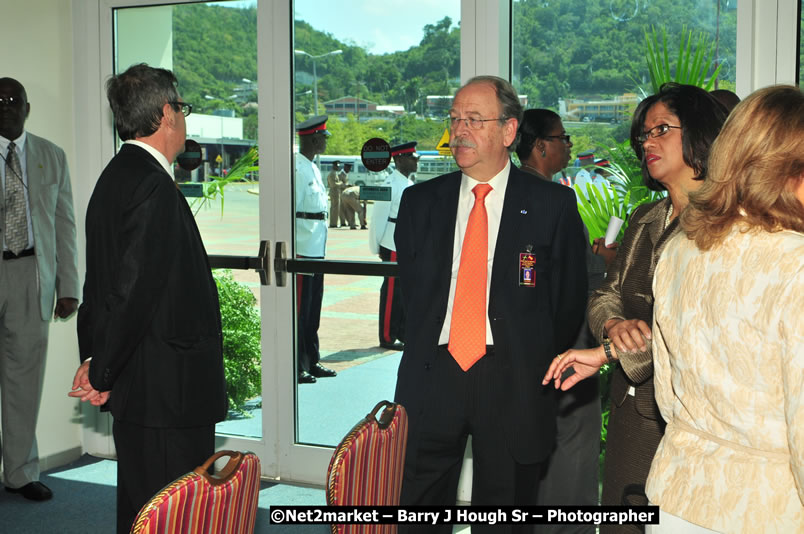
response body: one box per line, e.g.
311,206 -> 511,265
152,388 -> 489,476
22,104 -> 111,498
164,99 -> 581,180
113,419 -> 215,534
399,346 -> 542,534
536,378 -> 601,534
296,271 -> 324,373
378,247 -> 405,345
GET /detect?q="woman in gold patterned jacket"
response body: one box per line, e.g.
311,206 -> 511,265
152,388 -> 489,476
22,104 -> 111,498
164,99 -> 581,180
543,83 -> 727,533
647,85 -> 804,533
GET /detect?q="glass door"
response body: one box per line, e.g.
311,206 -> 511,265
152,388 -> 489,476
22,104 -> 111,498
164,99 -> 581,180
275,0 -> 463,484
103,0 -> 272,466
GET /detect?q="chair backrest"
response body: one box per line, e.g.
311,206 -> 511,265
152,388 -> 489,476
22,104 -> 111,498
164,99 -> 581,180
131,450 -> 261,534
326,401 -> 408,534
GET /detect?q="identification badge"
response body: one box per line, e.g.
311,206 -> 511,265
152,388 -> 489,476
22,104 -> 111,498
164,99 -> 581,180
519,252 -> 536,287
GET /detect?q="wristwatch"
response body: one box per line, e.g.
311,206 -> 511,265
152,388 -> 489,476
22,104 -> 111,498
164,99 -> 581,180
602,336 -> 615,363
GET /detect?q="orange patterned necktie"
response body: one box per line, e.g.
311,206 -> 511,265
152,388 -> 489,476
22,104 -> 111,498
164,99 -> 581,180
448,183 -> 492,371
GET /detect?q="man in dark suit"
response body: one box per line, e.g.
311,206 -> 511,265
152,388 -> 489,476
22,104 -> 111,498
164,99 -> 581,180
0,77 -> 79,502
394,76 -> 587,532
69,64 -> 227,533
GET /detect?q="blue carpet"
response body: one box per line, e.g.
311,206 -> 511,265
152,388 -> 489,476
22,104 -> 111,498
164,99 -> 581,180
4,354 -> 404,532
3,454 -> 331,533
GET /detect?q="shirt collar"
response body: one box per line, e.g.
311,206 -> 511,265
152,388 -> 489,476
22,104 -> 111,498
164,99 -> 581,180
0,131 -> 27,155
460,159 -> 510,199
125,140 -> 174,178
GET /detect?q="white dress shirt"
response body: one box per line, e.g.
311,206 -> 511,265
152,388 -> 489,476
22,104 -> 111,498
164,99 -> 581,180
438,160 -> 511,345
369,168 -> 413,254
295,153 -> 328,257
124,140 -> 175,178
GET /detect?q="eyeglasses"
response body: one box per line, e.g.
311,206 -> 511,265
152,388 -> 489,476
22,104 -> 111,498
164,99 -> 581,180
447,116 -> 505,130
636,124 -> 681,144
0,96 -> 23,106
169,101 -> 193,117
545,134 -> 571,144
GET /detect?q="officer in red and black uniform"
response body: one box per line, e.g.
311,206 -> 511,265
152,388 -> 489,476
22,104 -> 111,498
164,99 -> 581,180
295,115 -> 337,384
369,142 -> 417,350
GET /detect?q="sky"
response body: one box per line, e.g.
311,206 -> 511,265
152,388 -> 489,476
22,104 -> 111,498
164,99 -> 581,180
211,0 -> 460,55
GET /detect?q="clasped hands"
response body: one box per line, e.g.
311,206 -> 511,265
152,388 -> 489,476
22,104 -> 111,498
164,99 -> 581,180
542,318 -> 651,390
68,359 -> 110,406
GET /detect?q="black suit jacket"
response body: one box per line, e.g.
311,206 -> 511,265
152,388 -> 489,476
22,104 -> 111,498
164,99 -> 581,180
78,144 -> 227,428
393,165 -> 587,464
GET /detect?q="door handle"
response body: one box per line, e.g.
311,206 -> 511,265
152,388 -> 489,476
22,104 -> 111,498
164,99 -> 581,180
207,239 -> 272,286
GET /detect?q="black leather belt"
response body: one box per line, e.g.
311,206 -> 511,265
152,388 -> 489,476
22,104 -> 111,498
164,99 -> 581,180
3,248 -> 35,260
295,212 -> 326,220
387,217 -> 398,223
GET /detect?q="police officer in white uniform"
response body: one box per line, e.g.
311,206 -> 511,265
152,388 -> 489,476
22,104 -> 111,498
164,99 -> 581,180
295,115 -> 337,384
369,142 -> 417,349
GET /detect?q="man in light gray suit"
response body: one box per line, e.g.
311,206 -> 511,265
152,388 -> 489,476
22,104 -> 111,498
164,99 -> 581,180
0,77 -> 79,501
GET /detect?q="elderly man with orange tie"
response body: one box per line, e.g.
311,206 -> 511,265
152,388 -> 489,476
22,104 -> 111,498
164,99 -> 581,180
393,76 -> 587,533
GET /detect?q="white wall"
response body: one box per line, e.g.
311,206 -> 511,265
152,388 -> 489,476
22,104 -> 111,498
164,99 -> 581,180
2,0 -> 84,469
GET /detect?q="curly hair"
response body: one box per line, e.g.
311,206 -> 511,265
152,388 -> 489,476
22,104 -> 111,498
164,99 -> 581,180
681,85 -> 804,250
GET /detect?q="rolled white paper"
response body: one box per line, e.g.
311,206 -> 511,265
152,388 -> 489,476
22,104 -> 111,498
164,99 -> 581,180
605,216 -> 624,246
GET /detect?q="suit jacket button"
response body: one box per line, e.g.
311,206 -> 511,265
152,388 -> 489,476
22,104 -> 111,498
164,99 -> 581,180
424,362 -> 431,370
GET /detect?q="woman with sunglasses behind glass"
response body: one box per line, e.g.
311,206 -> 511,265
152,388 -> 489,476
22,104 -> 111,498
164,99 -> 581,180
542,83 -> 727,534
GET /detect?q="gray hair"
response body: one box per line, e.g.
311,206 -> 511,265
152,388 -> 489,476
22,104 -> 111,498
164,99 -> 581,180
462,75 -> 523,152
106,63 -> 181,141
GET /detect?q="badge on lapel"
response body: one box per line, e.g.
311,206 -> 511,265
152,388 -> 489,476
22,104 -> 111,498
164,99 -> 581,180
519,245 -> 536,287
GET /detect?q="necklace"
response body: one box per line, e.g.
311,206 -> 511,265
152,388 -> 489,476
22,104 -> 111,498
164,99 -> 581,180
520,163 -> 543,176
665,203 -> 674,229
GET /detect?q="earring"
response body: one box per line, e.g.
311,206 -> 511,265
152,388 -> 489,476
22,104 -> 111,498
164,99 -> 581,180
541,150 -> 546,157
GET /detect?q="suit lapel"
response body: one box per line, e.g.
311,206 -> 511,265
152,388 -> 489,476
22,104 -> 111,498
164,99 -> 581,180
490,167 -> 528,301
432,172 -> 461,283
23,135 -> 42,220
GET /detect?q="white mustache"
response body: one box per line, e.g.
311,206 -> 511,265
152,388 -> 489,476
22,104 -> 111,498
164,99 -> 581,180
450,137 -> 477,149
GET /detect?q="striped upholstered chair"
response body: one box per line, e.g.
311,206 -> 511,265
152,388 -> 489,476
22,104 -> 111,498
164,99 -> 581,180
326,401 -> 408,534
131,450 -> 261,534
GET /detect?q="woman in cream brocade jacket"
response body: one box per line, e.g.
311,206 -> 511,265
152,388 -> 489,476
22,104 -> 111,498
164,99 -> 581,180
648,224 -> 804,533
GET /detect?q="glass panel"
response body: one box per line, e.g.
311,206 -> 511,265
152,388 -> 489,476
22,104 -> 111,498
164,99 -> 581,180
292,0 -> 460,446
114,1 -> 261,438
511,0 -> 738,182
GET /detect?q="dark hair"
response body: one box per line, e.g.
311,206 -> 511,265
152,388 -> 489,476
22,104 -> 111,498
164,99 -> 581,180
106,63 -> 180,140
515,109 -> 561,161
710,89 -> 741,113
630,83 -> 728,191
464,75 -> 523,152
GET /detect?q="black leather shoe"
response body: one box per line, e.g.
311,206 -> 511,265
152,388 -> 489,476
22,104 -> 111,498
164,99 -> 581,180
380,341 -> 405,351
310,363 -> 337,378
298,371 -> 317,384
5,481 -> 53,501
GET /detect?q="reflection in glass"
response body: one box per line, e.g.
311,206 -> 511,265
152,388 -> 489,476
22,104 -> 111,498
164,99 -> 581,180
293,0 -> 460,446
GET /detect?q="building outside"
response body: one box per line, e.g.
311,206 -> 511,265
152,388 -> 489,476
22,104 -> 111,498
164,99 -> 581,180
561,93 -> 640,123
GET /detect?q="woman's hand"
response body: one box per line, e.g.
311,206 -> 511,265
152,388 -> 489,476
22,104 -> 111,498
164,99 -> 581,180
542,346 -> 607,391
605,318 -> 652,352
